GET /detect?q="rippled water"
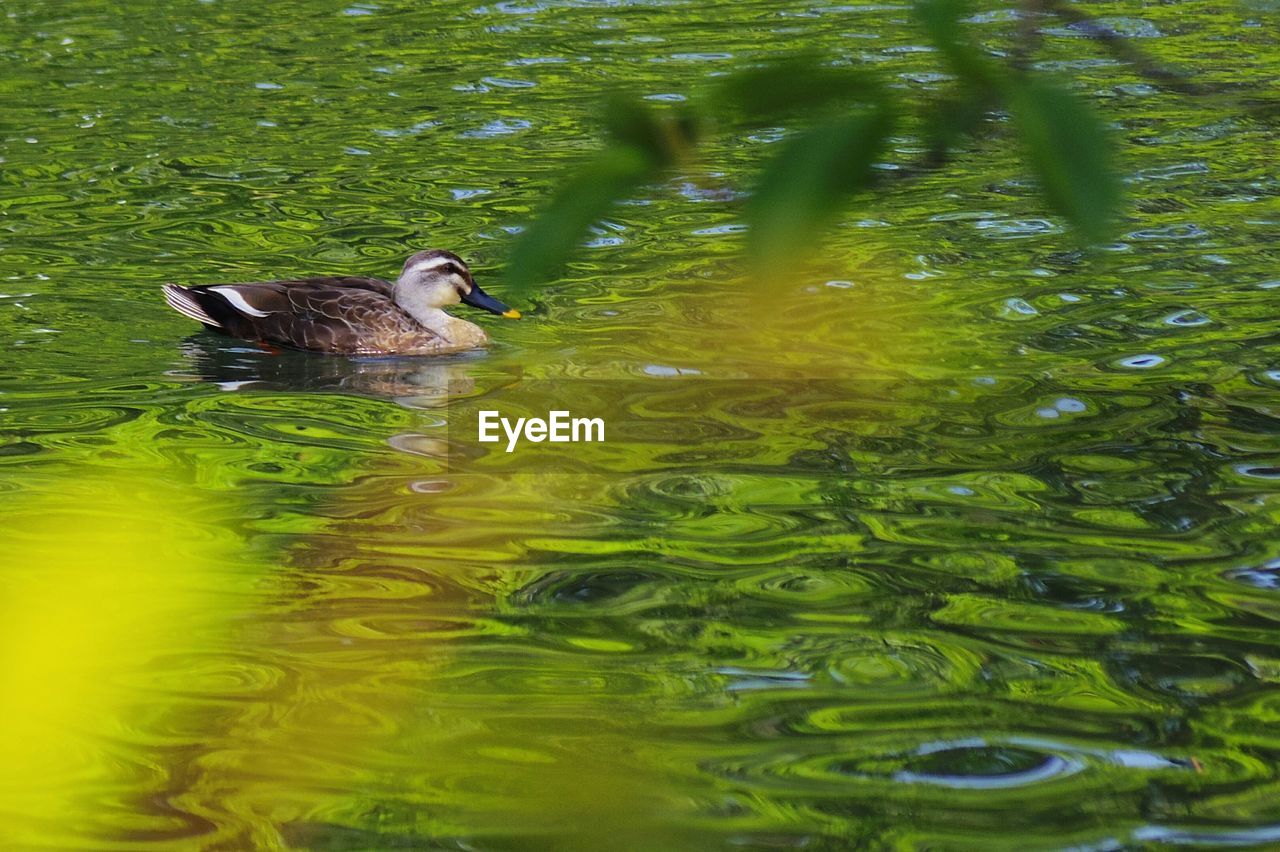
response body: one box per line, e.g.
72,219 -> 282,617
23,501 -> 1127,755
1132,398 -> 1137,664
2,0 -> 1279,848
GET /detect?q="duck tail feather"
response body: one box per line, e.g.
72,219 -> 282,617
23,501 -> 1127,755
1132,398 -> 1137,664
163,283 -> 222,328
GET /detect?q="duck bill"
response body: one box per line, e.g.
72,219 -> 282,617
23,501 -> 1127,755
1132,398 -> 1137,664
461,284 -> 521,319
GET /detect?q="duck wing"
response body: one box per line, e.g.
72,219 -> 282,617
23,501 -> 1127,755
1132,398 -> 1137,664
163,276 -> 430,354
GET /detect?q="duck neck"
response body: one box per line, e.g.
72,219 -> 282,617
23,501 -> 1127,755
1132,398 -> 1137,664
393,285 -> 487,347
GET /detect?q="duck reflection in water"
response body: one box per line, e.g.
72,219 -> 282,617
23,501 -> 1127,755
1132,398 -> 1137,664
173,337 -> 487,404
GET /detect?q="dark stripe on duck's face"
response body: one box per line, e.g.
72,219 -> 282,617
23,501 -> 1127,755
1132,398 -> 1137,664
460,282 -> 521,319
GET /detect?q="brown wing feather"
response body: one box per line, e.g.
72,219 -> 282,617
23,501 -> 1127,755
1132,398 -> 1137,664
181,277 -> 444,354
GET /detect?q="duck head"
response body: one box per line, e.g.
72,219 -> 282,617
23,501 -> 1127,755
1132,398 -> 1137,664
394,249 -> 521,318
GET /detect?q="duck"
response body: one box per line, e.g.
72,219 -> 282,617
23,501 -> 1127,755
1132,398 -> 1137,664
162,249 -> 520,355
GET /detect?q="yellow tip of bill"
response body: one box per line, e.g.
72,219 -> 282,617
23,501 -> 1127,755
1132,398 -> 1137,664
503,309 -> 522,319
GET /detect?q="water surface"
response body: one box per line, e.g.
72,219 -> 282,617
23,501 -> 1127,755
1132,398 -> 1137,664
2,0 -> 1279,848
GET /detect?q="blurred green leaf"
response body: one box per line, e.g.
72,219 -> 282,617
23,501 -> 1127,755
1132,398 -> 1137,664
714,55 -> 888,127
1007,76 -> 1121,244
601,94 -> 700,168
746,107 -> 893,270
504,146 -> 657,293
914,0 -> 965,44
913,0 -> 998,92
922,86 -> 991,164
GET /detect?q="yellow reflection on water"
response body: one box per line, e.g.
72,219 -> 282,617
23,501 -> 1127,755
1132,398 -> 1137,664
0,471 -> 246,845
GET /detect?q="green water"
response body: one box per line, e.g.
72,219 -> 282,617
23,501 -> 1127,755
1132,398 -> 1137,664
2,0 -> 1279,848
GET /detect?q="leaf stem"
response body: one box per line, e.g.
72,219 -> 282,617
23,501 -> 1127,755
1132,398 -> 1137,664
1036,0 -> 1213,96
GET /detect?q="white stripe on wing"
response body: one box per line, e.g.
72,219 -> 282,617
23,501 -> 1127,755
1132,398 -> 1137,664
211,286 -> 271,318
